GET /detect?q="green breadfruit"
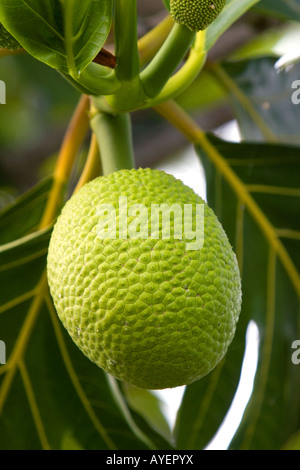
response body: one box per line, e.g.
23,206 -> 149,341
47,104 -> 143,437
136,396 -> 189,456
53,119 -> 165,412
47,168 -> 242,390
0,23 -> 21,50
170,0 -> 226,32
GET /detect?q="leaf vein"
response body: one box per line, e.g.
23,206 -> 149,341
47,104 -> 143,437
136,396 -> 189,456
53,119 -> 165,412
19,359 -> 51,450
0,289 -> 36,315
240,248 -> 277,449
45,293 -> 118,450
19,0 -> 64,41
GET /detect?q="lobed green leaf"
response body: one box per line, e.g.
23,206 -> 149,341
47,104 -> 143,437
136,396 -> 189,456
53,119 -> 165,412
0,0 -> 113,76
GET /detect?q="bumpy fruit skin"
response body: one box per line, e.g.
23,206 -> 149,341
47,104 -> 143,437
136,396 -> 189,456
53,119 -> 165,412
170,0 -> 226,32
0,24 -> 21,50
47,168 -> 241,390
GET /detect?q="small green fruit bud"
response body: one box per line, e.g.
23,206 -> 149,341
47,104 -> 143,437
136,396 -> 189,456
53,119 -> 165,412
170,0 -> 226,32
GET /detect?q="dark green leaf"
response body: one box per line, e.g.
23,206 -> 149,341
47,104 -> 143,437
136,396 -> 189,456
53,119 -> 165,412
0,0 -> 113,76
217,57 -> 300,144
0,177 -> 54,244
0,228 -> 51,309
177,135 -> 300,450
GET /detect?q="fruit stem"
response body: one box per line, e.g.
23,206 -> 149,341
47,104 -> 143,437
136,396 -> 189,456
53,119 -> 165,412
90,110 -> 135,175
138,15 -> 174,68
140,22 -> 195,98
114,0 -> 140,82
147,30 -> 206,106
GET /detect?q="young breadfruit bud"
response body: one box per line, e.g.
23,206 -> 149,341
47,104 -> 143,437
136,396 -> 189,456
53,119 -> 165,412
170,0 -> 226,32
0,23 -> 21,50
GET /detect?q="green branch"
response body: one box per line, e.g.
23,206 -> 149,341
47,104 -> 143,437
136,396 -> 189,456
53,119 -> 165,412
114,0 -> 140,82
90,110 -> 135,175
140,22 -> 195,98
147,30 -> 206,106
